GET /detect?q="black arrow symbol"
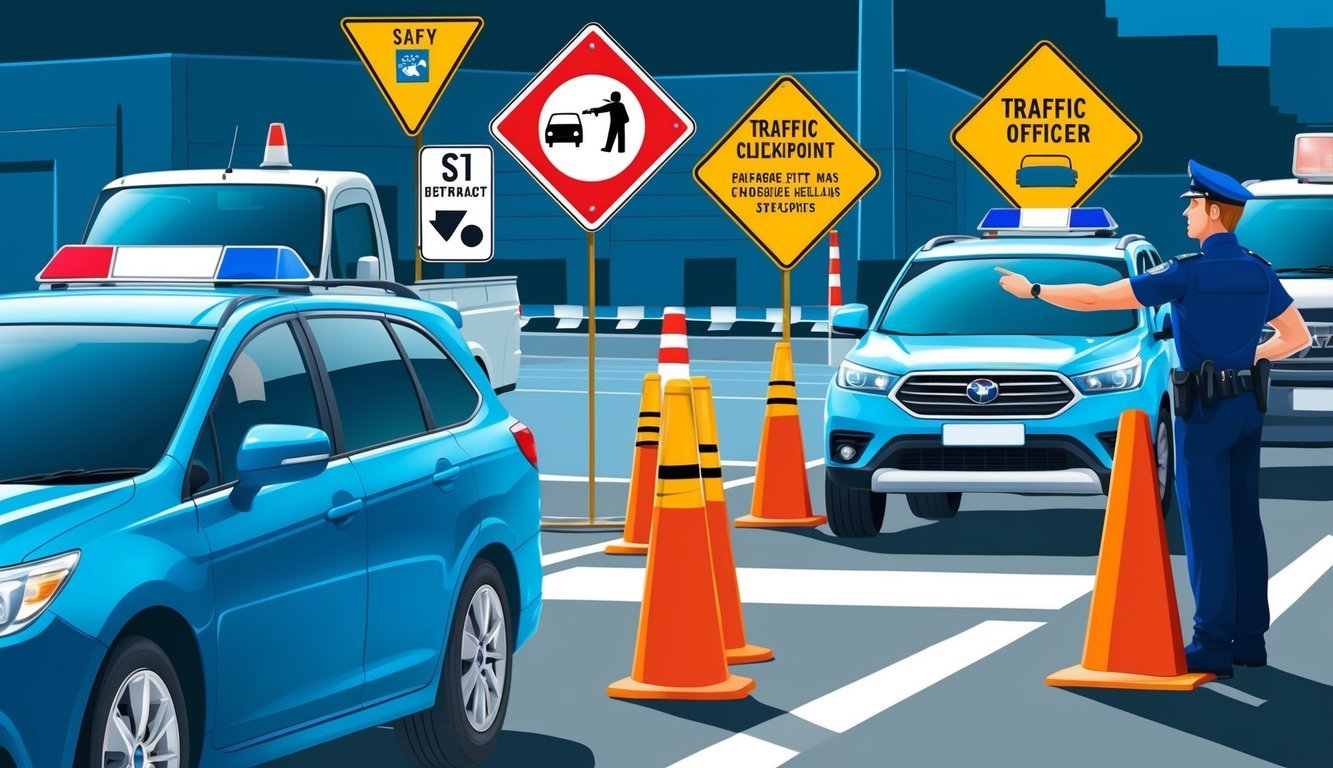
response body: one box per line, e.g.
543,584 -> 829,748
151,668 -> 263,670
430,210 -> 467,242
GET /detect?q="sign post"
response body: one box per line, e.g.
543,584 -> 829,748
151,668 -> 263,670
490,23 -> 695,528
694,76 -> 880,342
342,16 -> 484,278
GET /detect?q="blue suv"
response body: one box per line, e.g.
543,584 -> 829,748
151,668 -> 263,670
0,247 -> 542,768
824,209 -> 1176,536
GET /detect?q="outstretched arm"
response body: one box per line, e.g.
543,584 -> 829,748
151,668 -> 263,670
996,268 -> 1143,311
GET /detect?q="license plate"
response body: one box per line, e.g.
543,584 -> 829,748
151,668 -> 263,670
942,423 -> 1025,446
1292,388 -> 1333,412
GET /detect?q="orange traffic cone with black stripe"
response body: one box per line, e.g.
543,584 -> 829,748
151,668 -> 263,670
735,342 -> 825,528
606,373 -> 661,555
608,380 -> 755,700
692,377 -> 773,664
1046,409 -> 1214,690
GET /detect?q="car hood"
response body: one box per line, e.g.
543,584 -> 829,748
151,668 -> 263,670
847,332 -> 1146,374
0,482 -> 135,564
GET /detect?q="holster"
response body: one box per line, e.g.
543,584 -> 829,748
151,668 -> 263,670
1199,360 -> 1218,406
1253,358 -> 1272,414
1171,369 -> 1196,417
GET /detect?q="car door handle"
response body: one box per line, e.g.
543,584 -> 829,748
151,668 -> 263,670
433,463 -> 462,490
326,499 -> 364,524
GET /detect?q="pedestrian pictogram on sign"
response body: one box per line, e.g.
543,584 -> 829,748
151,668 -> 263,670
420,145 -> 493,262
489,23 -> 696,232
693,76 -> 880,272
342,17 -> 483,136
951,40 -> 1142,209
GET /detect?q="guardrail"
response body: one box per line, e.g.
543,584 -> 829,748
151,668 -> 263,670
519,305 -> 834,336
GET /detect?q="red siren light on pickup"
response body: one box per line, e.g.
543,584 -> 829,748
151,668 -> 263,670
261,122 -> 292,169
1293,134 -> 1333,181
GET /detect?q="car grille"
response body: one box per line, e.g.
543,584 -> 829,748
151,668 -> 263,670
1263,315 -> 1333,363
894,446 -> 1075,472
892,373 -> 1076,418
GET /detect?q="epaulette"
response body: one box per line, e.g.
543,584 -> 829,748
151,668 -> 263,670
1176,252 -> 1202,261
1246,249 -> 1272,266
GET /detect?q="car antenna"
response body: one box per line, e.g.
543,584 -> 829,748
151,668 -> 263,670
223,125 -> 239,179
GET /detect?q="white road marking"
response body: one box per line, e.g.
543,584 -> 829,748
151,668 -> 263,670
721,459 -> 758,467
540,539 -> 622,567
539,474 -> 632,484
543,567 -> 1093,610
515,387 -> 823,402
1203,683 -> 1266,707
790,620 -> 1045,733
667,733 -> 799,768
723,458 -> 825,489
1268,535 -> 1333,622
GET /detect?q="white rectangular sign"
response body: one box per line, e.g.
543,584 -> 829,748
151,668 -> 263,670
941,423 -> 1025,447
1292,388 -> 1333,412
419,145 -> 494,262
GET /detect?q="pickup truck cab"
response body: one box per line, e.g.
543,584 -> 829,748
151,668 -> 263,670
78,123 -> 521,393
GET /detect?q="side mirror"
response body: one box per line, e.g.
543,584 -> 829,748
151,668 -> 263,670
231,424 -> 331,511
1154,312 -> 1174,342
831,304 -> 871,337
355,256 -> 381,281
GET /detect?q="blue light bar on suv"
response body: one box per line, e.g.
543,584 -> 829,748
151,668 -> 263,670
978,207 -> 1117,234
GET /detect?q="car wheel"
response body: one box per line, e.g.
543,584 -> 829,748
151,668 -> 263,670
1156,407 -> 1175,516
397,559 -> 512,768
474,357 -> 490,383
84,636 -> 190,768
825,475 -> 886,538
906,492 -> 961,519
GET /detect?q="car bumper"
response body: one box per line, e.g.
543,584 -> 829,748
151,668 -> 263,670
0,613 -> 106,768
870,467 -> 1104,495
513,532 -> 542,651
1262,374 -> 1333,446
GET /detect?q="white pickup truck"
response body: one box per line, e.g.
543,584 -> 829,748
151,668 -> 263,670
76,125 -> 521,392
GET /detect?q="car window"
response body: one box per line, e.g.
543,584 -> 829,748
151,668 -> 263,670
391,322 -> 480,428
307,317 -> 427,452
196,321 -> 323,492
330,203 -> 378,279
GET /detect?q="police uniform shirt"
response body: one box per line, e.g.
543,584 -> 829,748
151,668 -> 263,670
1129,232 -> 1293,371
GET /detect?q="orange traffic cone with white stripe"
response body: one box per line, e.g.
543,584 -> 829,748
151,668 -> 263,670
1046,409 -> 1214,690
658,307 -> 691,386
692,377 -> 773,664
606,373 -> 661,555
735,342 -> 825,528
608,380 -> 755,701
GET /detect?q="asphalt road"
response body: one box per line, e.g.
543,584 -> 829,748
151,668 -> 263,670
266,341 -> 1333,768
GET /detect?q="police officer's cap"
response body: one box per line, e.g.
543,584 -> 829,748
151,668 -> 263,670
1180,159 -> 1253,207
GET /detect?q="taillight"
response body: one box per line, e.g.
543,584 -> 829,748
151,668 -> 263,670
510,421 -> 538,467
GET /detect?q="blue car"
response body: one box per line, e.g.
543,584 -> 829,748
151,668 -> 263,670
824,208 -> 1176,536
0,246 -> 542,768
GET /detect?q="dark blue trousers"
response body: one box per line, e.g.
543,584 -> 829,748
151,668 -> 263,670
1174,393 -> 1269,663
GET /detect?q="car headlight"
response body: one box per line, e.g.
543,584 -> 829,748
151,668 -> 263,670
546,130 -> 554,137
837,361 -> 897,393
1074,359 -> 1142,394
0,551 -> 79,637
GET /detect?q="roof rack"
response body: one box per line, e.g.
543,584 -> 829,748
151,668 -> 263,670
1115,234 -> 1147,250
214,279 -> 421,299
920,235 -> 979,252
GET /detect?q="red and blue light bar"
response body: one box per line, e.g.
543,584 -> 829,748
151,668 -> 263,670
37,245 -> 312,283
978,207 -> 1117,234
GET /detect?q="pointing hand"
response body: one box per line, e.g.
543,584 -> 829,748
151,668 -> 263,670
995,267 -> 1034,299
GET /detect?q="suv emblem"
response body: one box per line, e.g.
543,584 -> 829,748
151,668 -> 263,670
967,378 -> 999,404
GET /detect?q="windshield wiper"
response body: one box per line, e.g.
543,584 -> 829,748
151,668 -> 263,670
0,467 -> 147,485
1274,265 -> 1333,275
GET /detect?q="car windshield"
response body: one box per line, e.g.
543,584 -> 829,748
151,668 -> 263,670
879,255 -> 1135,336
1236,197 -> 1333,275
84,184 -> 325,274
0,325 -> 213,484
549,114 -> 580,125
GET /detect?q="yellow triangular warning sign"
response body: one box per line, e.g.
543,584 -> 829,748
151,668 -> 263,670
342,16 -> 483,136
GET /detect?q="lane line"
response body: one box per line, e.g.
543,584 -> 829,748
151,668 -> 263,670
1268,535 -> 1333,622
721,459 -> 758,467
514,387 -> 823,402
542,567 -> 1094,610
539,474 -> 632,484
790,620 -> 1046,733
1203,683 -> 1266,707
667,733 -> 799,768
724,458 -> 825,489
540,539 -> 621,567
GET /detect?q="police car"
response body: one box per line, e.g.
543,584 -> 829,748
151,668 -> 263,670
824,208 -> 1175,536
0,248 -> 541,768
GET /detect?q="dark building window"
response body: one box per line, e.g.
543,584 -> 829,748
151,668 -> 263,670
685,258 -> 737,307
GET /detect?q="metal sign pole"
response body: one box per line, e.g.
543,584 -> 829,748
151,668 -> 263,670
587,229 -> 597,525
414,133 -> 424,283
782,269 -> 791,344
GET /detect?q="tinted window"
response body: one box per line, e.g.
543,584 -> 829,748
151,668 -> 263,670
330,204 -> 378,279
392,323 -> 479,427
308,317 -> 426,451
85,184 -> 324,274
1236,198 -> 1333,274
204,322 -> 323,490
0,325 -> 212,484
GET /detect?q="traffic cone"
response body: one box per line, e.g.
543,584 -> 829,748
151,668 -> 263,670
658,306 -> 691,386
1046,409 -> 1215,691
735,342 -> 825,528
608,380 -> 755,701
692,377 -> 774,664
606,373 -> 661,555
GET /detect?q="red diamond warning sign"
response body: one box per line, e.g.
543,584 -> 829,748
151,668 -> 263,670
489,23 -> 695,231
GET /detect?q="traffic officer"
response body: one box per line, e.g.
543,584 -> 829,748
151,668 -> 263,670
996,160 -> 1311,678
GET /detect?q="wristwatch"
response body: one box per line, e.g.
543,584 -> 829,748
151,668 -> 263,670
1030,283 -> 1042,298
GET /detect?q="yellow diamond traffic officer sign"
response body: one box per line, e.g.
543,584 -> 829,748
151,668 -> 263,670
951,40 -> 1141,209
694,76 -> 880,271
342,17 -> 483,136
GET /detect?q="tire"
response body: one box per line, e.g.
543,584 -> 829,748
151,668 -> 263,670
397,559 -> 512,768
1156,407 -> 1176,516
825,475 -> 886,538
474,357 -> 490,383
82,636 -> 191,768
907,492 -> 961,519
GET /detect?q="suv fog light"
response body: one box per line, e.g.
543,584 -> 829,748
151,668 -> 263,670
838,444 -> 858,461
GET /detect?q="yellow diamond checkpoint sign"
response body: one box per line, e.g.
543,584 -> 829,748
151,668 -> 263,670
342,17 -> 483,136
951,40 -> 1141,209
694,76 -> 880,271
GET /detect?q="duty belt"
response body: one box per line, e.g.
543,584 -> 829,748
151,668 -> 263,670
1171,359 -> 1272,416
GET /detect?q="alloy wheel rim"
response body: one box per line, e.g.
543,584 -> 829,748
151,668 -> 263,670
102,669 -> 180,768
1156,421 -> 1170,498
460,584 -> 507,732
